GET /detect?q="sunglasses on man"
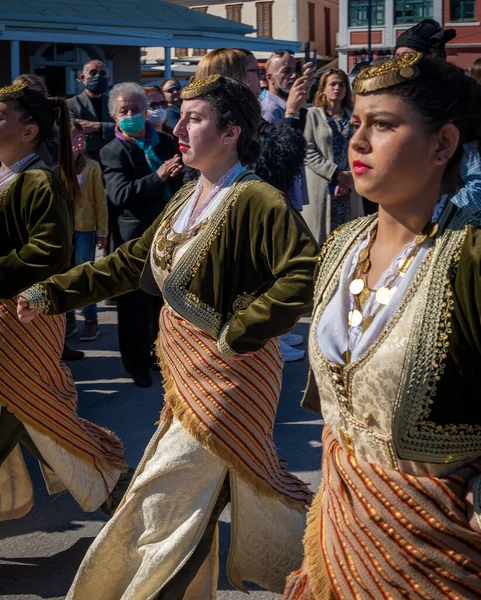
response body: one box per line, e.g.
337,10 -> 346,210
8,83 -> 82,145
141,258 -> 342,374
149,100 -> 169,109
163,84 -> 182,94
87,69 -> 108,77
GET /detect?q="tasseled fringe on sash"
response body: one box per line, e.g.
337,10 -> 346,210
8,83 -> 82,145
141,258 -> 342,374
303,489 -> 335,599
155,339 -> 311,514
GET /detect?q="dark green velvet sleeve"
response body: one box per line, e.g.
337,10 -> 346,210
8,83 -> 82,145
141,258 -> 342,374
225,190 -> 320,353
0,170 -> 74,299
25,214 -> 164,315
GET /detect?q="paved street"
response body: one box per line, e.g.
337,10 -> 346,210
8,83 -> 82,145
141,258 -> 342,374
0,303 -> 322,600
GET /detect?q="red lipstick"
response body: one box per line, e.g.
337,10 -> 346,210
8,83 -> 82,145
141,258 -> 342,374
178,143 -> 190,153
352,159 -> 372,175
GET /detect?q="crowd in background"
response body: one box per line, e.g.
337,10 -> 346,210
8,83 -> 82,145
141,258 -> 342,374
7,30 -> 481,386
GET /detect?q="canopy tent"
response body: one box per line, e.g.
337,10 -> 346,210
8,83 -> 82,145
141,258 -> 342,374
0,1 -> 301,79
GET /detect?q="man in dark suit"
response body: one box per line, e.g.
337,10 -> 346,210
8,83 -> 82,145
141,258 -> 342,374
100,82 -> 182,388
67,60 -> 115,163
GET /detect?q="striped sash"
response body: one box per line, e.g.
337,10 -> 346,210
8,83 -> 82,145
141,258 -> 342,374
156,305 -> 312,512
0,299 -> 125,472
305,427 -> 481,599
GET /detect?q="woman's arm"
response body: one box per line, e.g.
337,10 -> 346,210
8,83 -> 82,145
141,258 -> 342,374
20,213 -> 163,316
219,189 -> 320,355
304,109 -> 338,181
0,171 -> 74,299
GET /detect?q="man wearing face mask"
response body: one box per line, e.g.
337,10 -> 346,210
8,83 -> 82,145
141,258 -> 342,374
67,60 -> 115,163
99,82 -> 182,388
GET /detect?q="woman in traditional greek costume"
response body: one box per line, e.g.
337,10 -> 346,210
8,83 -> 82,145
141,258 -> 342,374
0,83 -> 126,521
280,53 -> 481,600
18,75 -> 319,599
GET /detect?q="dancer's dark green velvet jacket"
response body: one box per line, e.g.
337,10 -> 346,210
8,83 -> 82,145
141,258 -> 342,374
23,173 -> 320,356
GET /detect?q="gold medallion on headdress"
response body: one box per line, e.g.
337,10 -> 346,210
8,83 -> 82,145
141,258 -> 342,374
181,74 -> 222,100
0,83 -> 27,102
353,51 -> 422,95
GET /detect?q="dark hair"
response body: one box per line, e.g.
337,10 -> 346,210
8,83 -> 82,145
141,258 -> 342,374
471,57 -> 481,85
14,88 -> 81,204
200,76 -> 261,165
368,56 -> 481,193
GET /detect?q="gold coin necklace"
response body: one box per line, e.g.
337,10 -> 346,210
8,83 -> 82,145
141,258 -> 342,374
343,220 -> 438,364
156,212 -> 209,273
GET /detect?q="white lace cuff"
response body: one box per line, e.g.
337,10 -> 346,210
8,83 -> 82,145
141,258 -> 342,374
217,320 -> 237,357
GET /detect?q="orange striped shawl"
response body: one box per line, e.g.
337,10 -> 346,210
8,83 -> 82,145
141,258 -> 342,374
0,299 -> 126,475
156,305 -> 312,512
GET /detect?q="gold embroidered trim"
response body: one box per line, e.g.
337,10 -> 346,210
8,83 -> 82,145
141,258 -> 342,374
232,292 -> 256,313
393,209 -> 480,463
21,283 -> 51,314
162,173 -> 258,338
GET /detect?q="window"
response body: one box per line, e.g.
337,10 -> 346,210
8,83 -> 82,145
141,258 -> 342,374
348,0 -> 385,26
256,2 -> 273,38
450,0 -> 476,20
394,0 -> 433,23
174,48 -> 189,58
226,3 -> 243,21
192,6 -> 208,56
308,2 -> 316,42
324,7 -> 332,55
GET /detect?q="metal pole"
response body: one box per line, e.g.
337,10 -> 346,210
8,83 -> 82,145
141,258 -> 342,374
164,46 -> 172,80
367,0 -> 372,63
10,40 -> 20,80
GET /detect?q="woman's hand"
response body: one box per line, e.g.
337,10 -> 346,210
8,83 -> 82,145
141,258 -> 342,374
17,296 -> 38,324
336,170 -> 353,188
156,155 -> 183,182
334,184 -> 349,197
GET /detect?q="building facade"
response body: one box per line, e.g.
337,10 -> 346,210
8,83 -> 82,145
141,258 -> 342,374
338,0 -> 480,74
144,0 -> 339,64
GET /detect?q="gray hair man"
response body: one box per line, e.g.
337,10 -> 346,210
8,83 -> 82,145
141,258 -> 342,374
66,59 -> 115,162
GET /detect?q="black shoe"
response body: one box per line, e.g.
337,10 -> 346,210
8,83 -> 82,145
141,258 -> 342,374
132,371 -> 152,388
62,344 -> 85,361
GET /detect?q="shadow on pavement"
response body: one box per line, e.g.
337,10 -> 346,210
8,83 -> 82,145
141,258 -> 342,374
0,537 -> 94,597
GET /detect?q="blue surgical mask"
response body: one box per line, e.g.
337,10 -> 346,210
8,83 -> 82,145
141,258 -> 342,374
119,112 -> 145,135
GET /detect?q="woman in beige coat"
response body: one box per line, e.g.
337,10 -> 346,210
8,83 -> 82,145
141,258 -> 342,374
303,69 -> 363,243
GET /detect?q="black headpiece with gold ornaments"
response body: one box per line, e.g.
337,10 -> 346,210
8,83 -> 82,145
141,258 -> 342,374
353,51 -> 422,95
0,83 -> 57,136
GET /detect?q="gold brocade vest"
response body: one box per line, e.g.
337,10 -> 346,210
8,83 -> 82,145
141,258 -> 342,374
306,206 -> 480,475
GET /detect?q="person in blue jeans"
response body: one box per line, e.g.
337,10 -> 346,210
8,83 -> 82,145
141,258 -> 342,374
66,122 -> 109,341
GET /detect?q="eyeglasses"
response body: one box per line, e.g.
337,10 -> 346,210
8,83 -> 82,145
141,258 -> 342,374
163,85 -> 182,94
149,100 -> 168,109
87,69 -> 108,77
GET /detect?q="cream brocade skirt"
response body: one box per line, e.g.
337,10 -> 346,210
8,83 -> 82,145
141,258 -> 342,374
67,416 -> 305,600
